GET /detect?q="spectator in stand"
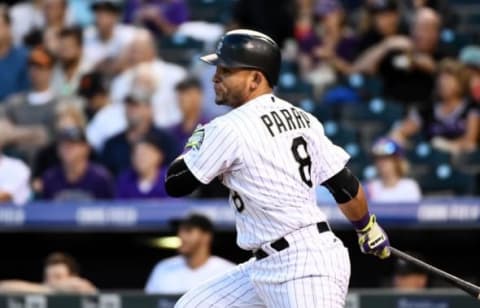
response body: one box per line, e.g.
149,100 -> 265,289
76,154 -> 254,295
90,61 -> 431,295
399,0 -> 457,30
0,8 -> 29,101
41,126 -> 113,201
123,0 -> 189,37
31,102 -> 91,196
298,0 -> 358,96
110,29 -> 186,127
83,0 -> 137,68
231,0 -> 295,48
459,46 -> 480,105
145,214 -> 234,294
9,0 -> 44,46
356,0 -> 404,55
51,27 -> 94,97
364,137 -> 422,203
78,71 -> 127,152
0,252 -> 96,294
0,47 -> 57,163
0,146 -> 31,206
101,81 -> 177,176
115,132 -> 169,200
169,78 -> 209,149
354,8 -> 445,108
392,253 -> 429,290
392,59 -> 479,154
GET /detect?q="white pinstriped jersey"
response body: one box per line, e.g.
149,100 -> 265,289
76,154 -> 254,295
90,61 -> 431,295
184,93 -> 349,250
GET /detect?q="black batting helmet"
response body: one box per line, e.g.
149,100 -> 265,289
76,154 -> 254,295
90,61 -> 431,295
200,29 -> 282,87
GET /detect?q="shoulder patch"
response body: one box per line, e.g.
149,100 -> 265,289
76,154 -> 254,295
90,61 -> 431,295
185,125 -> 205,151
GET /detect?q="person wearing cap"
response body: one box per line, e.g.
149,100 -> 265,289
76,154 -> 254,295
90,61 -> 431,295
0,46 -> 57,163
393,252 -> 429,290
41,126 -> 113,201
0,8 -> 29,101
101,74 -> 177,176
354,7 -> 447,107
364,137 -> 421,203
83,0 -> 137,67
460,46 -> 480,105
51,26 -> 94,98
115,132 -> 170,199
392,59 -> 479,154
145,214 -> 234,294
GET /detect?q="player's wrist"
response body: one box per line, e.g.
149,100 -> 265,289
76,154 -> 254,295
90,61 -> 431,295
351,212 -> 373,232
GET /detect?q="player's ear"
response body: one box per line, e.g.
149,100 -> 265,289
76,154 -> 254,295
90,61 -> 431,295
250,71 -> 261,91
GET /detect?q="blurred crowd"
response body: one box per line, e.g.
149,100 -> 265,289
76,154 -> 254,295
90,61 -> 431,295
0,0 -> 479,205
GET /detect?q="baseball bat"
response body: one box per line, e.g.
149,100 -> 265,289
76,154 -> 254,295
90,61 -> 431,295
390,246 -> 480,300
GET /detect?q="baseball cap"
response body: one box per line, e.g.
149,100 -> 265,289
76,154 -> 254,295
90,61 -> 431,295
459,46 -> 480,69
371,137 -> 403,157
368,0 -> 398,13
91,0 -> 121,12
78,72 -> 108,99
176,214 -> 214,233
29,47 -> 54,68
57,127 -> 87,143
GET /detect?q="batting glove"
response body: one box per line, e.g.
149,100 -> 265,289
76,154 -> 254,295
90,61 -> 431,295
356,215 -> 390,259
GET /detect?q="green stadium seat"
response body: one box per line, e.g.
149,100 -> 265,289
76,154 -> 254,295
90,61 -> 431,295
275,72 -> 313,105
187,0 -> 234,23
158,35 -> 205,67
416,163 -> 475,195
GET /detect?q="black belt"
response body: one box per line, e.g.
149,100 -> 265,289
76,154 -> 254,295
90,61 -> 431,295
253,222 -> 330,260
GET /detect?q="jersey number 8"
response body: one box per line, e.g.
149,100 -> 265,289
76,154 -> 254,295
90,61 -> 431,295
291,136 -> 313,187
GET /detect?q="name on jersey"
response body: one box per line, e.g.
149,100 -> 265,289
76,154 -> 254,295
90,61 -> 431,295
260,108 -> 311,137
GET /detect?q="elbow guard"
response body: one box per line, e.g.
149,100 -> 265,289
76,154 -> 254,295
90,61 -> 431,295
322,167 -> 360,204
165,158 -> 201,197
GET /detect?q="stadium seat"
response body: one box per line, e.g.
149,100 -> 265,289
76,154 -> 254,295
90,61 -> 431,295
187,0 -> 234,23
451,150 -> 480,174
158,34 -> 205,67
406,142 -> 451,177
416,163 -> 476,195
275,72 -> 313,105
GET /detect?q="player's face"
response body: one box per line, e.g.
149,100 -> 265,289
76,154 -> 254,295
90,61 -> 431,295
177,226 -> 210,257
212,66 -> 252,107
44,263 -> 72,286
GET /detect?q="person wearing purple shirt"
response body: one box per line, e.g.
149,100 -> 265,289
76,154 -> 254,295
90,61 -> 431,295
41,127 -> 113,201
123,0 -> 189,36
169,78 -> 209,151
115,132 -> 169,199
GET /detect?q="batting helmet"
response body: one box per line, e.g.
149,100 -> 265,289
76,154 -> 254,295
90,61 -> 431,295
200,29 -> 282,86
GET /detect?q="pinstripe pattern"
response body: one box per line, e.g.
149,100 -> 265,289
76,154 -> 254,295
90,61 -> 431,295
184,94 -> 349,250
180,93 -> 351,307
175,225 -> 350,307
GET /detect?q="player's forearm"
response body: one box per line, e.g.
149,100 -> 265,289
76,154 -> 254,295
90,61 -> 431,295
338,185 -> 369,224
165,157 -> 201,197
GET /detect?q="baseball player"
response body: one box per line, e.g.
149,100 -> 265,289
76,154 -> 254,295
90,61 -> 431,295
165,29 -> 390,308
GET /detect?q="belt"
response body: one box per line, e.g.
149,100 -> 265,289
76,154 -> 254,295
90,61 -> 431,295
253,222 -> 330,260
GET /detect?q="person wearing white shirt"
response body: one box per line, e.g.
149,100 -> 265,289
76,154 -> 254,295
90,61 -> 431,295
0,153 -> 31,205
83,0 -> 137,67
51,27 -> 94,97
145,215 -> 235,295
365,138 -> 422,203
110,30 -> 186,127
